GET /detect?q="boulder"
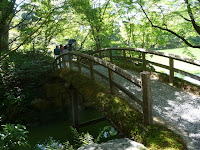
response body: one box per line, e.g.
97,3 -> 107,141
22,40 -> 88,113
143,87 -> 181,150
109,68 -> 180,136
78,138 -> 147,150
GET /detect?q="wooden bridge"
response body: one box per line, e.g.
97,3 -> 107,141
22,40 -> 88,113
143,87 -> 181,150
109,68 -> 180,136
53,48 -> 200,149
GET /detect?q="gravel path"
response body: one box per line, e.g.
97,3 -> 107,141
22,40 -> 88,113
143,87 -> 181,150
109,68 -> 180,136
72,63 -> 200,150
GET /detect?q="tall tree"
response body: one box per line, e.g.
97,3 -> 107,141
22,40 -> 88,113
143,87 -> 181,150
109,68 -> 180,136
0,0 -> 16,52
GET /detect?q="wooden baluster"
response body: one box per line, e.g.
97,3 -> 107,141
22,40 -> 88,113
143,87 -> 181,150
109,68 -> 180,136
63,56 -> 66,69
58,57 -> 62,69
77,56 -> 81,73
90,60 -> 94,80
110,50 -> 113,62
99,51 -> 102,59
142,53 -> 146,71
108,69 -> 114,94
141,71 -> 153,126
69,54 -> 72,70
123,49 -> 126,64
54,61 -> 57,70
169,58 -> 174,84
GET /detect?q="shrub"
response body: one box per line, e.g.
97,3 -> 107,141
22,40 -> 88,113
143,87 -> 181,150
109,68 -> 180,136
0,124 -> 30,150
0,50 -> 54,123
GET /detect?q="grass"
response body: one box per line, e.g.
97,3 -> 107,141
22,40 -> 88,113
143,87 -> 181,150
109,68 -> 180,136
147,47 -> 200,74
158,47 -> 200,60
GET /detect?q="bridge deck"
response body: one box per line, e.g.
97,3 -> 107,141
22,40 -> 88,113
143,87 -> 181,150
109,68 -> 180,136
75,64 -> 200,149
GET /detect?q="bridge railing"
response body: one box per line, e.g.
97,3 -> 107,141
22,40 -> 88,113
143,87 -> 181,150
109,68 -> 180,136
89,48 -> 200,84
53,51 -> 153,125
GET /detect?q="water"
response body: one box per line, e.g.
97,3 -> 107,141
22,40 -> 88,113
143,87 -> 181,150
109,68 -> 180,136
27,107 -> 120,147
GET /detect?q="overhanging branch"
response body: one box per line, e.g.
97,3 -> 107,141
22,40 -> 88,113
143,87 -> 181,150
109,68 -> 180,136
0,9 -> 55,62
138,1 -> 200,48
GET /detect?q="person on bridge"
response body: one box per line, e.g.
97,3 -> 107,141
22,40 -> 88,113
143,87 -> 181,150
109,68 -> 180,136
63,45 -> 69,67
60,44 -> 64,53
54,45 -> 60,58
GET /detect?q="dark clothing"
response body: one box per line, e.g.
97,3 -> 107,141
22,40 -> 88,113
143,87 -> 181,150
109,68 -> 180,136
54,48 -> 60,55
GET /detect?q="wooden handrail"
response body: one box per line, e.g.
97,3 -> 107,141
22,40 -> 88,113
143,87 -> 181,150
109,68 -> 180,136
89,48 -> 200,66
88,48 -> 200,84
54,51 -> 141,87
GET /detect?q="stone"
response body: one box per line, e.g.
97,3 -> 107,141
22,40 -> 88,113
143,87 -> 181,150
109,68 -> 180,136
77,138 -> 147,150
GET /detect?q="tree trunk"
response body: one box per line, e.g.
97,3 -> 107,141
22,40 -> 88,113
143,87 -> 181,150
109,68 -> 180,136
0,23 -> 9,53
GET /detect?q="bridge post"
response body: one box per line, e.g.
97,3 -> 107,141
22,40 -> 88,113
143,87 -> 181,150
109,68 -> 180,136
90,60 -> 94,80
62,56 -> 67,69
108,69 -> 114,94
109,50 -> 113,62
69,54 -> 73,70
141,71 -> 153,126
123,49 -> 126,64
77,56 -> 82,73
142,53 -> 147,71
58,57 -> 62,69
99,51 -> 102,59
169,58 -> 174,84
54,60 -> 58,70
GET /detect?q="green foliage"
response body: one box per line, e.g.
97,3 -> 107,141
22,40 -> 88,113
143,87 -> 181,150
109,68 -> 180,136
35,137 -> 64,150
33,125 -> 117,150
0,50 -> 53,123
0,124 -> 30,150
96,126 -> 118,143
70,127 -> 94,149
1,50 -> 53,97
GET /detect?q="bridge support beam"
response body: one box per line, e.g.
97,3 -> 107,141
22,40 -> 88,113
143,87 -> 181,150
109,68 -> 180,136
141,71 -> 153,126
77,56 -> 82,73
109,50 -> 113,62
90,60 -> 94,80
142,53 -> 147,71
72,89 -> 79,131
69,54 -> 73,70
123,49 -> 127,64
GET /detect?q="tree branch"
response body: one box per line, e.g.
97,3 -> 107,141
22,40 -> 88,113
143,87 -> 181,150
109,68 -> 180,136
7,0 -> 26,25
9,6 -> 35,30
138,1 -> 200,48
184,0 -> 200,35
0,9 -> 55,61
178,14 -> 191,22
100,0 -> 110,22
78,30 -> 90,51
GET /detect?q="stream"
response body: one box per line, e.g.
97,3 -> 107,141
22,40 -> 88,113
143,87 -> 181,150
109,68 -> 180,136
27,107 -> 119,148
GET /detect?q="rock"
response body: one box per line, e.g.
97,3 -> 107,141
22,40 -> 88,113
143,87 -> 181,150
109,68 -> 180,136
77,138 -> 148,150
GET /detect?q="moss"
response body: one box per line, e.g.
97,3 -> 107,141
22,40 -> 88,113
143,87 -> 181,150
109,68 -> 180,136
58,69 -> 187,150
112,58 -> 155,72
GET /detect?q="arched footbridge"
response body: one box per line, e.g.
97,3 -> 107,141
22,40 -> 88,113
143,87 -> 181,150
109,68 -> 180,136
53,48 -> 200,149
